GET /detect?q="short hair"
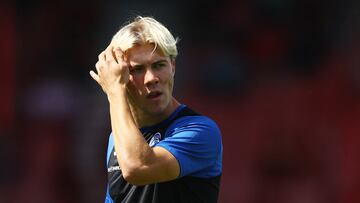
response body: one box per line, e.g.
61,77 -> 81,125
111,16 -> 178,58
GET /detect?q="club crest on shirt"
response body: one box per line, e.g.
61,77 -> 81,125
149,132 -> 161,147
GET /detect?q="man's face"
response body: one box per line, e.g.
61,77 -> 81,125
125,43 -> 175,116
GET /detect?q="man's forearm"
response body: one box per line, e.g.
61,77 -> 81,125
107,92 -> 153,177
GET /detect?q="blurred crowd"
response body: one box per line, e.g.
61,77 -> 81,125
1,0 -> 359,202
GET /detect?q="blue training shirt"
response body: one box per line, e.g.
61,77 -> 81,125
105,104 -> 223,203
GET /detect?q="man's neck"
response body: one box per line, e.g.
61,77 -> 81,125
130,98 -> 180,128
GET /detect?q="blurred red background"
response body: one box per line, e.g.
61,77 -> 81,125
1,0 -> 359,202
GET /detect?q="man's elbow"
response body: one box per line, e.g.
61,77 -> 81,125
121,164 -> 149,186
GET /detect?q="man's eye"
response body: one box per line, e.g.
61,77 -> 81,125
154,63 -> 166,69
130,67 -> 144,74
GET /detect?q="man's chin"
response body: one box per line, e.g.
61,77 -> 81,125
147,106 -> 166,115
147,102 -> 171,114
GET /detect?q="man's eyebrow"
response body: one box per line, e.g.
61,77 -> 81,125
131,64 -> 145,68
130,59 -> 168,67
152,60 -> 168,64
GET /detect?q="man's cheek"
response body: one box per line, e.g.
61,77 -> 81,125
126,80 -> 137,90
126,83 -> 136,98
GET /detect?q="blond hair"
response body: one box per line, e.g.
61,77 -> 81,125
111,16 -> 178,58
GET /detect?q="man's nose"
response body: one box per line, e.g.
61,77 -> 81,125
144,68 -> 159,85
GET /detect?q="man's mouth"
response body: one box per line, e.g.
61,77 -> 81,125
146,91 -> 162,99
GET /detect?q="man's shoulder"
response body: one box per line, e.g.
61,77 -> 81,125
173,114 -> 217,126
167,111 -> 221,136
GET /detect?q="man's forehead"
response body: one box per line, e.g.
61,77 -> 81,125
127,44 -> 168,64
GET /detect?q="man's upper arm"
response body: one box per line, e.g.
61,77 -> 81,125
156,116 -> 222,178
127,116 -> 222,185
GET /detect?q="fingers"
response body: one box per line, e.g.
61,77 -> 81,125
98,46 -> 115,62
114,47 -> 124,63
95,61 -> 101,74
105,46 -> 116,63
114,47 -> 132,69
90,70 -> 107,94
98,51 -> 106,61
99,45 -> 126,65
91,45 -> 128,85
89,70 -> 100,83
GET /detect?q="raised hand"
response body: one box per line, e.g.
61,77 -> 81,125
90,45 -> 130,95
